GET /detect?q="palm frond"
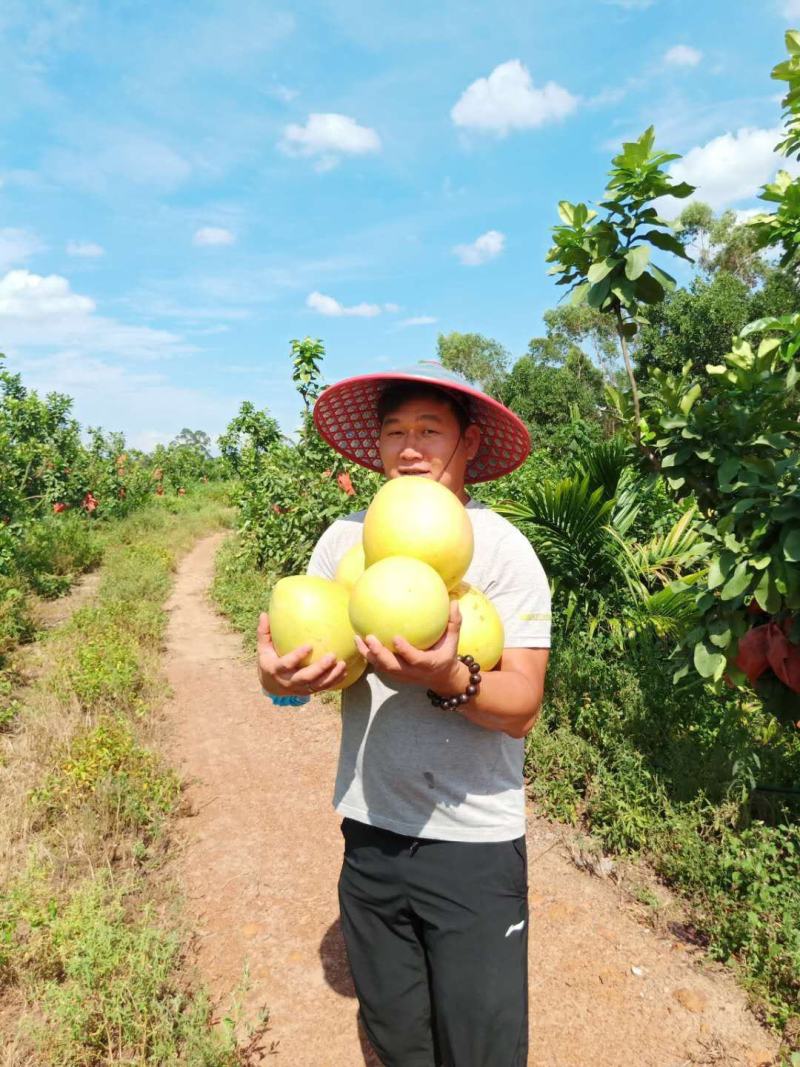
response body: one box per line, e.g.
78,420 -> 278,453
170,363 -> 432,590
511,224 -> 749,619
629,505 -> 708,586
571,434 -> 632,500
616,584 -> 701,648
495,474 -> 625,590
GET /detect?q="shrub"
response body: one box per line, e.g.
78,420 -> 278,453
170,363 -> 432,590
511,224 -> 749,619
31,717 -> 180,838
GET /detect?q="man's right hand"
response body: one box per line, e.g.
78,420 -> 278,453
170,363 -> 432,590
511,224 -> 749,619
257,612 -> 348,696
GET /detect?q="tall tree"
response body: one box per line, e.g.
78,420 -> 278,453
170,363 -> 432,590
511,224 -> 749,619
546,126 -> 695,445
170,428 -> 212,457
436,332 -> 509,398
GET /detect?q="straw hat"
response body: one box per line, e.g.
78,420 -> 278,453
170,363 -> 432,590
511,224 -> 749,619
313,360 -> 530,483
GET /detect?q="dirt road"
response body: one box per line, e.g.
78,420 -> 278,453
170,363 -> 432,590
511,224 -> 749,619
162,534 -> 780,1067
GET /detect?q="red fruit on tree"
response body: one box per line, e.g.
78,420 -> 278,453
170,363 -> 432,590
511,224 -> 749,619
765,621 -> 800,694
735,625 -> 771,685
337,471 -> 355,497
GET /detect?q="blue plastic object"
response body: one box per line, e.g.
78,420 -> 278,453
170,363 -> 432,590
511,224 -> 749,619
265,692 -> 311,707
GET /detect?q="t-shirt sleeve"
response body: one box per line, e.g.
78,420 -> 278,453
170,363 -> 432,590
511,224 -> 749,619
306,514 -> 365,581
306,523 -> 340,581
484,526 -> 552,649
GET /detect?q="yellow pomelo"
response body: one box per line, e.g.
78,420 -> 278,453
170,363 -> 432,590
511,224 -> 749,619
268,575 -> 366,690
363,476 -> 473,591
335,543 -> 365,591
349,555 -> 450,651
449,582 -> 505,672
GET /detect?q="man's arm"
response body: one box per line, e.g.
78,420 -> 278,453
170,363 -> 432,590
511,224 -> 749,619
441,646 -> 549,739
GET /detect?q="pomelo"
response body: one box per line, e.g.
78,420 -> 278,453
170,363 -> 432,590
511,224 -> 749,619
363,477 -> 473,590
348,555 -> 450,651
335,543 -> 365,591
449,581 -> 505,671
268,575 -> 366,690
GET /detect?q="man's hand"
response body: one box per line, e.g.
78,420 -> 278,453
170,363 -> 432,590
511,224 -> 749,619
257,612 -> 348,696
354,600 -> 465,694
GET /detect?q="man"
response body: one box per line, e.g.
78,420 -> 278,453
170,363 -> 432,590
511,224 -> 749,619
257,361 -> 551,1066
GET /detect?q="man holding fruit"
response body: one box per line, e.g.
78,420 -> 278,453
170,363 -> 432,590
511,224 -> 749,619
257,361 -> 550,1067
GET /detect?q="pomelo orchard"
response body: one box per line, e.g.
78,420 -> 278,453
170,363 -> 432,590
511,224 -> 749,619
362,477 -> 473,591
449,582 -> 505,671
348,555 -> 450,651
269,575 -> 366,690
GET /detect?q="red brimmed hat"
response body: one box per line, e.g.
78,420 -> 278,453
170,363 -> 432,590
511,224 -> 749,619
313,360 -> 530,483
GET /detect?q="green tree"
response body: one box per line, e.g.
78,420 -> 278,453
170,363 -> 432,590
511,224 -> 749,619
436,332 -> 509,398
677,202 -> 767,285
218,402 -> 281,477
170,428 -> 212,458
501,356 -> 603,444
546,126 -> 695,444
636,272 -> 753,380
538,306 -> 620,380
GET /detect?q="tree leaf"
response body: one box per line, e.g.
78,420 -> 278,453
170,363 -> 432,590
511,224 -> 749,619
587,258 -> 617,284
668,181 -> 695,199
649,263 -> 677,291
625,245 -> 650,280
720,563 -> 751,601
643,229 -> 691,259
707,557 -> 726,590
754,569 -> 782,614
569,283 -> 590,306
634,271 -> 664,304
784,527 -> 800,562
707,619 -> 732,649
587,276 -> 613,309
694,641 -> 726,679
679,383 -> 702,415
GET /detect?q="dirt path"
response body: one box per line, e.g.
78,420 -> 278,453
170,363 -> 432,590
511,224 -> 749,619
162,535 -> 781,1067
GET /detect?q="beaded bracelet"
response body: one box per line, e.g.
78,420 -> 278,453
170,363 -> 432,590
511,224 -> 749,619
427,655 -> 482,711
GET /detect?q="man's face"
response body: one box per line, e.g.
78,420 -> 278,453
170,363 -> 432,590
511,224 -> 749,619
378,395 -> 481,499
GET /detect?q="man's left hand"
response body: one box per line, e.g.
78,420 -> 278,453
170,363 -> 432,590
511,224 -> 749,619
354,600 -> 465,694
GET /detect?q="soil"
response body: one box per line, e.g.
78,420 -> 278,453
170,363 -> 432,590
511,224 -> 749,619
161,534 -> 783,1067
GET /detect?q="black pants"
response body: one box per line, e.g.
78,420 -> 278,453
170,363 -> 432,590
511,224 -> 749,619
338,818 -> 529,1067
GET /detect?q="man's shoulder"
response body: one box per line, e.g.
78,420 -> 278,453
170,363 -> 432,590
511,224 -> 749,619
315,510 -> 366,547
469,501 -> 535,549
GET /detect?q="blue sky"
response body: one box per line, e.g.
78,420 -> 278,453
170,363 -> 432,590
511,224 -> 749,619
0,0 -> 795,448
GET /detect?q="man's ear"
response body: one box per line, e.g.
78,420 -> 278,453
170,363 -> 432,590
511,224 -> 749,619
464,423 -> 481,462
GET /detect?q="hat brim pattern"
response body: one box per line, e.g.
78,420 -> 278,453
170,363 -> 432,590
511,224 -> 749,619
313,371 -> 530,483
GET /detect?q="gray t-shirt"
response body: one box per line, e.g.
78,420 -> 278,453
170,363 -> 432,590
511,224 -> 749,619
306,499 -> 551,842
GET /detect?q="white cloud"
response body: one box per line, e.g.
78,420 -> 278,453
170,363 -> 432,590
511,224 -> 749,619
665,126 -> 800,210
0,228 -> 45,271
0,270 -> 95,317
279,113 -> 381,171
66,240 -> 105,258
193,226 -> 236,247
47,129 -> 192,193
400,316 -> 437,326
11,349 -> 237,451
664,45 -> 702,67
271,84 -> 298,103
451,60 -> 578,135
780,1 -> 800,18
0,269 -> 189,359
306,290 -> 382,317
383,302 -> 400,313
453,230 -> 506,266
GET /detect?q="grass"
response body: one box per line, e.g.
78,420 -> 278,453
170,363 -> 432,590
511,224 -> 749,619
529,631 -> 800,1045
0,482 -> 272,1064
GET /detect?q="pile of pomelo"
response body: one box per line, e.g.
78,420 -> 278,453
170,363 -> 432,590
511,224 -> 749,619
268,477 -> 504,691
